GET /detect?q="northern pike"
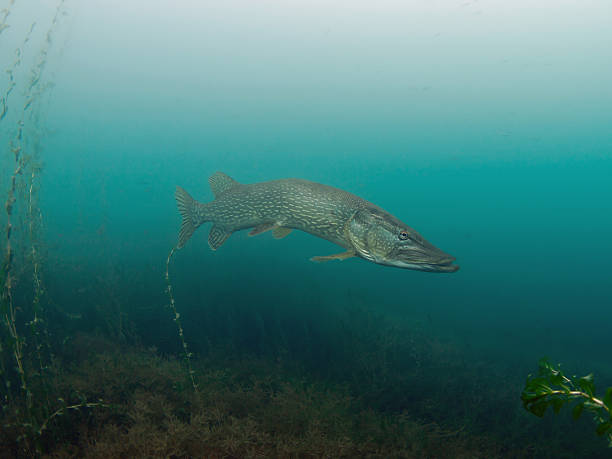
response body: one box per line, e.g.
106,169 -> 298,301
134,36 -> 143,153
175,172 -> 459,273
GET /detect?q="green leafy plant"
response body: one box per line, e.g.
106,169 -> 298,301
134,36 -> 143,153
522,358 -> 612,447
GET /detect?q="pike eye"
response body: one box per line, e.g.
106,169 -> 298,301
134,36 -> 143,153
398,231 -> 409,240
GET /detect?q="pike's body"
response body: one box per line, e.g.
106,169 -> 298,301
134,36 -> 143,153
175,172 -> 459,273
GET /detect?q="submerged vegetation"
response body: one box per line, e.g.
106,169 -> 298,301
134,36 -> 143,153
523,359 -> 612,447
1,0 -> 74,453
0,335 -> 507,457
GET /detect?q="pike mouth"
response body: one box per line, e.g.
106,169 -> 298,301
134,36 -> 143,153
394,257 -> 459,273
390,250 -> 460,273
417,259 -> 459,273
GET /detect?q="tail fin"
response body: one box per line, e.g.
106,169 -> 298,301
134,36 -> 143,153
175,186 -> 200,248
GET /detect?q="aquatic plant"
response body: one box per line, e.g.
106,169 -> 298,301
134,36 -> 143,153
4,337 -> 508,457
0,1 -> 110,453
1,6 -> 39,414
0,1 -> 16,39
165,247 -> 198,393
522,358 -> 612,447
2,106 -> 32,424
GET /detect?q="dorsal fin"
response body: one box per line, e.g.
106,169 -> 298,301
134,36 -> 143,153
209,172 -> 239,197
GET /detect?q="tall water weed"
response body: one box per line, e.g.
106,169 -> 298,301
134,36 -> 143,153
0,1 -> 105,451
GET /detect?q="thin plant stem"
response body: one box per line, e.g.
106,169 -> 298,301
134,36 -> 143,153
165,246 -> 198,393
37,402 -> 109,436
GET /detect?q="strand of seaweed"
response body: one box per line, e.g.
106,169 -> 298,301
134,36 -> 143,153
165,247 -> 199,393
2,87 -> 33,419
0,5 -> 36,411
16,1 -> 68,413
0,0 -> 16,38
0,2 -> 108,453
1,21 -> 36,124
1,0 -> 64,410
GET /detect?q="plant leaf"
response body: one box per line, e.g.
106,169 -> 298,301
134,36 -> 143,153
572,402 -> 584,420
604,387 -> 612,412
578,374 -> 595,397
552,398 -> 565,414
596,421 -> 611,436
584,400 -> 602,412
529,399 -> 550,418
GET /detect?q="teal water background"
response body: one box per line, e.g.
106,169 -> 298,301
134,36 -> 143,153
2,0 -> 611,451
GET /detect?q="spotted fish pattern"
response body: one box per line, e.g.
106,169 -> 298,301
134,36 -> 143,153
175,172 -> 459,272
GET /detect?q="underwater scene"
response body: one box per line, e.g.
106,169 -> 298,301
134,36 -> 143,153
1,0 -> 611,457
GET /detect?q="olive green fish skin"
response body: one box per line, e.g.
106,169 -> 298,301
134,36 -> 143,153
177,173 -> 459,273
200,179 -> 364,249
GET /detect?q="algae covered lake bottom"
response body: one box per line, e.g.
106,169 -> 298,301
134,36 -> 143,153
9,335 -> 506,458
1,309 -> 610,458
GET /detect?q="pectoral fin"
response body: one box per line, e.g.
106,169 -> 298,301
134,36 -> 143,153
310,251 -> 356,263
208,225 -> 232,250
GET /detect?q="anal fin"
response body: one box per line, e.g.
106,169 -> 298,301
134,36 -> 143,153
248,223 -> 276,237
310,251 -> 356,263
249,223 -> 291,238
208,225 -> 232,250
272,227 -> 292,239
